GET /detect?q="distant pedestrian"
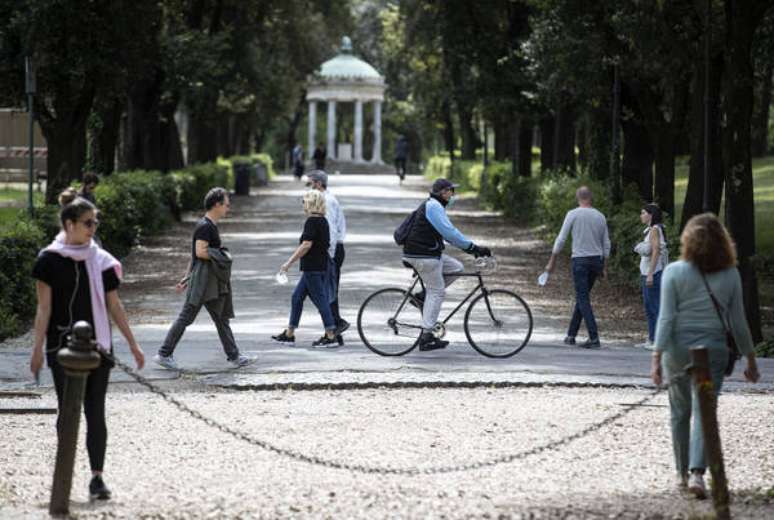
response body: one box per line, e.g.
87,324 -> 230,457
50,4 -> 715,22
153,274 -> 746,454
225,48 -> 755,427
633,203 -> 668,349
153,188 -> 249,370
79,172 -> 99,205
292,143 -> 304,180
651,213 -> 760,498
313,142 -> 327,171
306,170 -> 349,343
30,189 -> 145,501
394,135 -> 408,181
544,186 -> 611,349
272,189 -> 339,347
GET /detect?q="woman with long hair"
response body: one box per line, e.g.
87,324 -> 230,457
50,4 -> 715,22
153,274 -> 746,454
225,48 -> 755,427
633,203 -> 668,348
272,189 -> 338,347
30,190 -> 144,500
651,213 -> 759,498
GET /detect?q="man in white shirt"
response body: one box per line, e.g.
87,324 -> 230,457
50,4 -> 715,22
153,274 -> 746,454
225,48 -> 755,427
544,186 -> 611,349
306,171 -> 349,343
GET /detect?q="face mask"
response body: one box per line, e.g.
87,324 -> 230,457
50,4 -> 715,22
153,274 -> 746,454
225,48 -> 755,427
446,195 -> 457,208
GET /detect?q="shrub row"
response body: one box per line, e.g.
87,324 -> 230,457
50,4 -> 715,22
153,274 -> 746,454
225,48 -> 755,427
422,156 -> 677,288
0,161 -> 229,341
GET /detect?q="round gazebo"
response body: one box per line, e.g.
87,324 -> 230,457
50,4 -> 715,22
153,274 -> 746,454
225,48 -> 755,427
306,36 -> 386,164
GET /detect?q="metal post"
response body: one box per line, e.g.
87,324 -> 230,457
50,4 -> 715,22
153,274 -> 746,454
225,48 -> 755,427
25,56 -> 35,217
49,321 -> 101,516
690,347 -> 730,520
483,121 -> 489,168
702,0 -> 712,212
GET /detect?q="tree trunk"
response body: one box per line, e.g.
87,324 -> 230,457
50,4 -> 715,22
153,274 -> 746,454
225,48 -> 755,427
721,0 -> 766,343
586,107 -> 612,180
621,117 -> 654,200
89,97 -> 123,176
494,118 -> 510,161
518,121 -> 532,177
126,70 -> 163,171
458,104 -> 477,160
751,64 -> 772,157
441,98 -> 456,160
509,118 -> 519,177
653,130 -> 676,219
187,102 -> 219,165
682,54 -> 724,228
554,104 -> 576,172
159,93 -> 184,171
539,115 -> 555,171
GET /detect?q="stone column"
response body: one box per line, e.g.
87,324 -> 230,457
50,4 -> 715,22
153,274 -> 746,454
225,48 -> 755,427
327,100 -> 336,159
354,99 -> 363,162
307,101 -> 317,159
372,100 -> 382,163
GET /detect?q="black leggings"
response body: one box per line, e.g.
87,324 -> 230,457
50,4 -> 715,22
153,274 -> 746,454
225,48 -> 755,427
50,356 -> 111,472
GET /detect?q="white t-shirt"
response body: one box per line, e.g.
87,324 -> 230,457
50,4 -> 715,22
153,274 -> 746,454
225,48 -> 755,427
633,225 -> 668,275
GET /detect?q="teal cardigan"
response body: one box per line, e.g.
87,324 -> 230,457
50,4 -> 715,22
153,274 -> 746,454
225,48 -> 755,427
654,260 -> 754,369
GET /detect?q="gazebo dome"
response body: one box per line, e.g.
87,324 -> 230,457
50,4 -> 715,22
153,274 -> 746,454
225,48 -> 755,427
316,37 -> 382,80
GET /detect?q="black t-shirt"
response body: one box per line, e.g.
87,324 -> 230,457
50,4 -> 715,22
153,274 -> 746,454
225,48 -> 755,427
32,251 -> 120,364
299,216 -> 330,272
192,217 -> 221,262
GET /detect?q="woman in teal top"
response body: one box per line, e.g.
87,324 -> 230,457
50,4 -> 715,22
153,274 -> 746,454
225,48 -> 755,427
651,213 -> 760,499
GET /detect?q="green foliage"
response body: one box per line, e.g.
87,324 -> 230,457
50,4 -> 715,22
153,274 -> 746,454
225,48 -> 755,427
0,219 -> 46,340
476,163 -> 539,222
756,338 -> 774,358
171,163 -> 230,213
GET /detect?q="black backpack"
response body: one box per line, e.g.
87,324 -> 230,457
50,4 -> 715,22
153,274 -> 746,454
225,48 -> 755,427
393,202 -> 425,246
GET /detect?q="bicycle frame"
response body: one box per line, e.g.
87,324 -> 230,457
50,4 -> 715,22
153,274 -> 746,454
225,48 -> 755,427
392,271 -> 492,329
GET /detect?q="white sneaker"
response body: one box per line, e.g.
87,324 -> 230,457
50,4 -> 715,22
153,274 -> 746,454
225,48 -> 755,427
153,354 -> 179,370
228,354 -> 251,368
634,340 -> 654,349
687,472 -> 707,499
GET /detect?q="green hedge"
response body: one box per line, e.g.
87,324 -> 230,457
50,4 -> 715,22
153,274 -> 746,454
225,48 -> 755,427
0,161 -> 228,341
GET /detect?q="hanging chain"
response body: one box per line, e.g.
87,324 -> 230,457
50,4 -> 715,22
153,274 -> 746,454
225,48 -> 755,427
111,355 -> 669,476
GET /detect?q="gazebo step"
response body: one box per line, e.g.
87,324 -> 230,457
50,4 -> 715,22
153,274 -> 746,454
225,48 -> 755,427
322,160 -> 395,176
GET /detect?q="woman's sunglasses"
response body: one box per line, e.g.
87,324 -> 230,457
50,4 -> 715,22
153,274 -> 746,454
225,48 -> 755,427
79,218 -> 100,229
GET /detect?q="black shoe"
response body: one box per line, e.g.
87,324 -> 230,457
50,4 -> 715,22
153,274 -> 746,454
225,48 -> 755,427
89,475 -> 111,501
409,290 -> 425,309
418,332 -> 448,352
336,335 -> 344,346
312,335 -> 339,348
579,338 -> 601,349
563,336 -> 576,346
272,331 -> 295,344
334,319 -> 350,336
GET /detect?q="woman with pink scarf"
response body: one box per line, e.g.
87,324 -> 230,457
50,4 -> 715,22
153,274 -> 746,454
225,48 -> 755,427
30,190 -> 144,501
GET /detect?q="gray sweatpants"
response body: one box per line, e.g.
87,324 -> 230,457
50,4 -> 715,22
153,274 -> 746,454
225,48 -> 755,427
403,254 -> 464,331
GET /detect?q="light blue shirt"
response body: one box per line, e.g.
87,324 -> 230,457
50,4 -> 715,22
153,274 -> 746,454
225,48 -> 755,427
425,198 -> 473,251
654,260 -> 754,368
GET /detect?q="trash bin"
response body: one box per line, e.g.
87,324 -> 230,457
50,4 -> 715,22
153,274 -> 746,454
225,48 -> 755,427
254,163 -> 268,186
233,162 -> 250,196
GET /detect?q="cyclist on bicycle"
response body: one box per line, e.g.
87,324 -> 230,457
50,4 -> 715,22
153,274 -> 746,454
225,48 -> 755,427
402,178 -> 491,351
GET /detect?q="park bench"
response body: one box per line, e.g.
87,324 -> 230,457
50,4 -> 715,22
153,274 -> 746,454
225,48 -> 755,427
0,168 -> 46,191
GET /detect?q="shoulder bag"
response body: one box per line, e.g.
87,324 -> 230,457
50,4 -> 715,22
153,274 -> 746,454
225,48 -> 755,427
700,274 -> 741,376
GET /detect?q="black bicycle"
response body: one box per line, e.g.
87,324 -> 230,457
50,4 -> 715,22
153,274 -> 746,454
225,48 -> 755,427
357,258 -> 533,358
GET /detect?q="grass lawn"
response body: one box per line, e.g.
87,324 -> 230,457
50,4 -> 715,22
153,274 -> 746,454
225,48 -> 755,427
674,155 -> 774,256
0,187 -> 44,228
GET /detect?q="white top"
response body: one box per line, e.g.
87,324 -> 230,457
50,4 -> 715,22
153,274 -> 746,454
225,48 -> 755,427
552,207 -> 611,258
324,190 -> 346,258
633,225 -> 668,275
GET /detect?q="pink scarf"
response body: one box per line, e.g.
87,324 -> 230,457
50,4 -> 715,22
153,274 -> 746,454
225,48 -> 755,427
44,232 -> 122,353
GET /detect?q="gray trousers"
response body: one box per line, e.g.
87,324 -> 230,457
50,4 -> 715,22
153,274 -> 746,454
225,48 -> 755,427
159,295 -> 239,360
404,254 -> 464,331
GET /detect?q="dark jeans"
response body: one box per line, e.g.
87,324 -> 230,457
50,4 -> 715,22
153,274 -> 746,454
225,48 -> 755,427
290,271 -> 336,330
567,256 -> 604,341
330,243 -> 345,324
641,270 -> 662,342
50,355 -> 111,472
395,158 -> 407,178
159,296 -> 240,360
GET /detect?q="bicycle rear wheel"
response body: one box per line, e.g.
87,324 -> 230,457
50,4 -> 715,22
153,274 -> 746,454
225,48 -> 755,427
464,289 -> 533,358
357,288 -> 423,356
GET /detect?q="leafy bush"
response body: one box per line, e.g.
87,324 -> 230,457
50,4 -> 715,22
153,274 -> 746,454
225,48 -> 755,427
0,219 -> 46,340
756,338 -> 774,358
172,163 -> 230,212
475,162 -> 539,222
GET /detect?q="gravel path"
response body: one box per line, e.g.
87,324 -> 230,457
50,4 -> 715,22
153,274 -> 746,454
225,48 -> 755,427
2,386 -> 772,518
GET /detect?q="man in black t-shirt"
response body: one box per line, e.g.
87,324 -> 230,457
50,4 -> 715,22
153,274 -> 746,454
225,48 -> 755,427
154,187 -> 249,369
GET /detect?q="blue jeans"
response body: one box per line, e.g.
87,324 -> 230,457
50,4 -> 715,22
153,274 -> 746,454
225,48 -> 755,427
664,346 -> 727,474
289,271 -> 336,331
641,270 -> 662,342
567,256 -> 604,340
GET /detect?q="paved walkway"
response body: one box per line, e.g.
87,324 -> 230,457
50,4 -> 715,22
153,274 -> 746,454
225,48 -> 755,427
1,173 -> 772,391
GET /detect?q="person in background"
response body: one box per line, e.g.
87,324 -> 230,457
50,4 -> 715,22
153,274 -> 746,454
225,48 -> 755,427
79,172 -> 99,205
651,213 -> 760,499
544,186 -> 610,349
306,170 -> 349,344
633,203 -> 668,349
292,143 -> 304,180
394,135 -> 408,181
30,190 -> 144,501
313,142 -> 326,171
272,189 -> 339,347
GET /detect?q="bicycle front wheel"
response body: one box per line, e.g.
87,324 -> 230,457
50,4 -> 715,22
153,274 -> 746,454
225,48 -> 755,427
464,289 -> 533,358
357,288 -> 423,356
